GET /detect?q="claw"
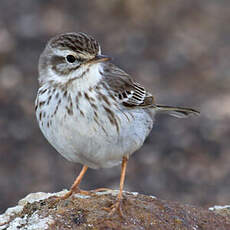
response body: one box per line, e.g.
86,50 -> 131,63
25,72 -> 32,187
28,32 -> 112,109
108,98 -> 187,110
104,199 -> 125,218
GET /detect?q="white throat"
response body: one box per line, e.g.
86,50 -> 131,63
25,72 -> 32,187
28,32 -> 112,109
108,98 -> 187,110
70,63 -> 104,91
45,63 -> 104,91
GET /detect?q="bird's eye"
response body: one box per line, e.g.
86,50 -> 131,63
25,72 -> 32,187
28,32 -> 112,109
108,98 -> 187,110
66,55 -> 76,63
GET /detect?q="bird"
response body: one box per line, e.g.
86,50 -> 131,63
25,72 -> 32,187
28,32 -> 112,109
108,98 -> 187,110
35,32 -> 199,216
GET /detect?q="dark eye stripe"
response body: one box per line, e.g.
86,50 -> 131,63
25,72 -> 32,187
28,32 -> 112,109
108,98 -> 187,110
50,55 -> 65,65
76,57 -> 86,62
50,55 -> 81,75
52,63 -> 81,75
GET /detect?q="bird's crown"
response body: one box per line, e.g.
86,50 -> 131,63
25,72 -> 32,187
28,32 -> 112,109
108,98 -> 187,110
49,32 -> 100,56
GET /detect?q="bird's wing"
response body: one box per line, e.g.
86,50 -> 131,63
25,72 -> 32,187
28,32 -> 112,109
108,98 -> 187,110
101,63 -> 155,108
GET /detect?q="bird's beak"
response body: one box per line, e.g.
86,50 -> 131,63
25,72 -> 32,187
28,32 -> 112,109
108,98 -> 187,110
88,54 -> 111,64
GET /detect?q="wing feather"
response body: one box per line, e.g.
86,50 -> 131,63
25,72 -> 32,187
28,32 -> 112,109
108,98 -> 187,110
101,63 -> 155,108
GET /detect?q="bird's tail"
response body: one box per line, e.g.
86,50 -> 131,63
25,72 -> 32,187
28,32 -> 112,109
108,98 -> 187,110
155,105 -> 200,118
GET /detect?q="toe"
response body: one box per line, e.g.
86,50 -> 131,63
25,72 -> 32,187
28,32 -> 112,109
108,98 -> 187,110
104,200 -> 125,218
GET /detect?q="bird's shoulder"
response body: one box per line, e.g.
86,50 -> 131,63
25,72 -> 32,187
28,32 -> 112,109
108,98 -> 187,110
100,63 -> 155,108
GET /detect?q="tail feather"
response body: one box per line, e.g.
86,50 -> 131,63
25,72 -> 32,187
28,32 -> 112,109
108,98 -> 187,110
156,105 -> 200,118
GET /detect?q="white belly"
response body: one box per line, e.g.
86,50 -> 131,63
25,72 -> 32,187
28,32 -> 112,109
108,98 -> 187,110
36,87 -> 155,169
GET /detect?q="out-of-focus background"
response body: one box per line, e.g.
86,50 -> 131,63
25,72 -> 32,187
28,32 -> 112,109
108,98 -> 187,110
0,0 -> 230,213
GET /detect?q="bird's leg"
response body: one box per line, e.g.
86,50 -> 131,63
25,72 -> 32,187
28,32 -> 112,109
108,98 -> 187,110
105,156 -> 128,217
58,165 -> 89,200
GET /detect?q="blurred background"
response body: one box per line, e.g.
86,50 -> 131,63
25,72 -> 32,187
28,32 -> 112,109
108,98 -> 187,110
0,0 -> 230,213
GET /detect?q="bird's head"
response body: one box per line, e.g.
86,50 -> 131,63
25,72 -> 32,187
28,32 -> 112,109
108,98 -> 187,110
38,32 -> 110,86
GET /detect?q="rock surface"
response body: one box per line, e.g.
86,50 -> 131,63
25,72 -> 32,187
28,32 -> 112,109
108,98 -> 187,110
1,191 -> 230,230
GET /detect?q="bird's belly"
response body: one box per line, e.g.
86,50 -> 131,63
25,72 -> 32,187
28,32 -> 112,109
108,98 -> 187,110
37,95 -> 154,169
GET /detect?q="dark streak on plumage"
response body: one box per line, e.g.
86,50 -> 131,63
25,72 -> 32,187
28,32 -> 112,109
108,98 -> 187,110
39,112 -> 42,121
122,92 -> 127,98
97,94 -> 102,102
63,91 -> 67,98
61,66 -> 91,90
122,110 -> 131,122
108,92 -> 116,101
67,94 -> 72,103
103,106 -> 120,133
39,101 -> 46,108
78,91 -> 82,98
133,95 -> 143,100
53,98 -> 62,116
66,105 -> 73,115
91,103 -> 98,110
52,63 -> 81,76
40,88 -> 48,95
70,101 -> 73,114
99,92 -> 111,106
46,95 -> 52,105
75,96 -> 80,110
50,55 -> 65,66
50,32 -> 99,56
84,92 -> 90,101
89,97 -> 95,102
102,94 -> 111,106
80,110 -> 85,117
101,82 -> 109,90
94,111 -> 98,118
75,96 -> 79,104
80,66 -> 90,79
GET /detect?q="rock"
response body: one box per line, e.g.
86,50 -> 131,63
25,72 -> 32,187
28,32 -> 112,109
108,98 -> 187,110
1,190 -> 230,230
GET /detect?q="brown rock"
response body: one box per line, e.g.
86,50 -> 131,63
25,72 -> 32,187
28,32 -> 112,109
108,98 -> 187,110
1,190 -> 230,230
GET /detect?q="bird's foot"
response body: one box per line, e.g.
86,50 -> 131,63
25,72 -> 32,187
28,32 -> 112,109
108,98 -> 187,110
104,199 -> 125,218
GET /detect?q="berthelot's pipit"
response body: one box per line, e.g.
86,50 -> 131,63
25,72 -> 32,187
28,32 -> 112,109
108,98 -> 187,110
35,32 -> 199,216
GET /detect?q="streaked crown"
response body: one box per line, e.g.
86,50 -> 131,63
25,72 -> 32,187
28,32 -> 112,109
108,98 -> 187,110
50,32 -> 100,56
